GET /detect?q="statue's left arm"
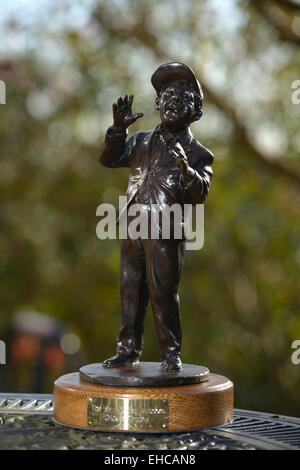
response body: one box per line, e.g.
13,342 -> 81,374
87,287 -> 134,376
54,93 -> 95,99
183,148 -> 214,204
173,143 -> 214,204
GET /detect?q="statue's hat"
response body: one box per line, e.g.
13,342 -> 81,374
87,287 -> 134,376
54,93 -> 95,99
151,62 -> 203,98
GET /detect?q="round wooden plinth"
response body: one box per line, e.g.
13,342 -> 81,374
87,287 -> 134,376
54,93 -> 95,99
54,372 -> 234,432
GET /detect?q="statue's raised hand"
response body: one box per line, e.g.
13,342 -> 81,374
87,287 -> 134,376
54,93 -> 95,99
112,95 -> 143,132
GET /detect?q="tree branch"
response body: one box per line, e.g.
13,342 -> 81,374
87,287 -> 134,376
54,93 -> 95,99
272,0 -> 300,12
94,10 -> 300,187
252,0 -> 300,46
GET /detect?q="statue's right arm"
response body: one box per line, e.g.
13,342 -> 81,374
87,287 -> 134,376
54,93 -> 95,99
99,126 -> 130,168
99,95 -> 143,168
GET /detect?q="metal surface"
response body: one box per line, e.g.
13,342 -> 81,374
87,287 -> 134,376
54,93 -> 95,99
80,362 -> 209,387
222,409 -> 300,449
0,393 -> 53,414
87,396 -> 168,431
0,393 -> 300,449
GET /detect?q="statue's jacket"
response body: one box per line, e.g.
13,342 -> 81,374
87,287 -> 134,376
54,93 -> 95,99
99,124 -> 214,234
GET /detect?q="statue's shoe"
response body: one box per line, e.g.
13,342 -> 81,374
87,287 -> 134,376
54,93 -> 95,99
102,353 -> 140,368
161,356 -> 182,372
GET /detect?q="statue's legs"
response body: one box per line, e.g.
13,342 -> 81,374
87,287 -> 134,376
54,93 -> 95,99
103,234 -> 184,370
144,238 -> 185,370
103,236 -> 149,367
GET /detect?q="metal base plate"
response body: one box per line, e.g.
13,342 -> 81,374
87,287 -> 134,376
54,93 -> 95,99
79,362 -> 209,387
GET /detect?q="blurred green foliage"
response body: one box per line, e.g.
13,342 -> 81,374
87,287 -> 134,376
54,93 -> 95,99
0,0 -> 300,415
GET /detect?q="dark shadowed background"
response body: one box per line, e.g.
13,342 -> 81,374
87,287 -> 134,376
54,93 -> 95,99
0,0 -> 299,416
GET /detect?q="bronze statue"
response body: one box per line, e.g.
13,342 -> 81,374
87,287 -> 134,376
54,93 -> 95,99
54,63 -> 234,432
99,62 -> 213,372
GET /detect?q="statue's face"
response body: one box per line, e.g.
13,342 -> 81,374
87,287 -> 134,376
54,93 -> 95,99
157,80 -> 195,129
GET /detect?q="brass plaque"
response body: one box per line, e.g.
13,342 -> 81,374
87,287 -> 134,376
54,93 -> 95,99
87,396 -> 168,431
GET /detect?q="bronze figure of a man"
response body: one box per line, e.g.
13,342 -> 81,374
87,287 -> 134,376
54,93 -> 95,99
99,62 -> 213,371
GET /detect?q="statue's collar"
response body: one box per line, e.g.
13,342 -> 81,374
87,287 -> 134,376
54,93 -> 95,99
155,123 -> 193,147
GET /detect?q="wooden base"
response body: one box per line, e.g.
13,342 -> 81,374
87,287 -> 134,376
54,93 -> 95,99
54,372 -> 234,432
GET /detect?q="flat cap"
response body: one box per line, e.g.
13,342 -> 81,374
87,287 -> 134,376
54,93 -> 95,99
151,62 -> 203,98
